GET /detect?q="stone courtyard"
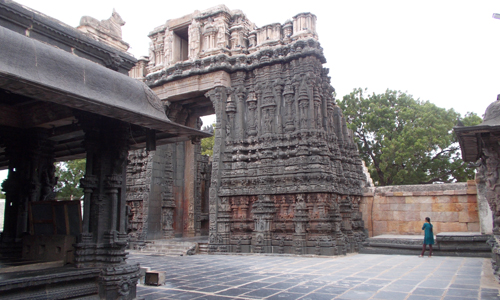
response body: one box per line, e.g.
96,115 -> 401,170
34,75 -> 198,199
129,252 -> 500,300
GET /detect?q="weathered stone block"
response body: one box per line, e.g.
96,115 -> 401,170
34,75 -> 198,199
387,221 -> 400,233
416,196 -> 435,204
459,210 -> 479,223
420,203 -> 433,211
405,211 -> 421,222
467,195 -> 478,203
398,222 -> 410,233
428,191 -> 444,196
467,203 -> 478,212
439,222 -> 467,232
432,203 -> 460,212
373,221 -> 388,234
467,222 -> 480,232
145,271 -> 166,286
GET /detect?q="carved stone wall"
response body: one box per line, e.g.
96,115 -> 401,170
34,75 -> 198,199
129,7 -> 367,255
126,143 -> 210,241
200,40 -> 366,255
126,149 -> 153,242
478,141 -> 500,279
454,96 -> 500,281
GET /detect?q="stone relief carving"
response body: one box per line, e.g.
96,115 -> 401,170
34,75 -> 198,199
131,7 -> 365,256
189,19 -> 201,60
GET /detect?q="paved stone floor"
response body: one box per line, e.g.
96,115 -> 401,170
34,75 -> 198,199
128,252 -> 500,300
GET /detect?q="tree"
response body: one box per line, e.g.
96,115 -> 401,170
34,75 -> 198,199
55,158 -> 86,200
338,88 -> 482,186
201,124 -> 215,156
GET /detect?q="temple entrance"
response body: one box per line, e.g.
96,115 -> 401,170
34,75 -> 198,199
126,76 -> 220,244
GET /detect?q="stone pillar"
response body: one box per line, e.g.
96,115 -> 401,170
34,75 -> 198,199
205,86 -> 229,252
184,115 -> 200,237
74,112 -> 139,300
0,128 -> 55,257
476,173 -> 494,235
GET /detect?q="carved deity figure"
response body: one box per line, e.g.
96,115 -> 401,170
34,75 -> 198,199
189,19 -> 201,60
40,164 -> 57,201
148,42 -> 156,66
299,101 -> 308,129
164,31 -> 173,66
217,24 -> 226,48
262,108 -> 274,134
163,209 -> 174,230
283,87 -> 295,132
246,93 -> 258,136
314,100 -> 322,129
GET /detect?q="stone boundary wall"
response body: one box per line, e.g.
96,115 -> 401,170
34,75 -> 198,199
360,181 -> 482,237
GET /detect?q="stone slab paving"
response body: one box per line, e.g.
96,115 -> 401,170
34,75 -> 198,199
128,252 -> 500,300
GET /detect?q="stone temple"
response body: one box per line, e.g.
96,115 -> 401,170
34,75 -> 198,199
0,2 -> 367,298
128,5 -> 368,255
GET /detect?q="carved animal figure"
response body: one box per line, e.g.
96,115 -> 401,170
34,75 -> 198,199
79,9 -> 125,39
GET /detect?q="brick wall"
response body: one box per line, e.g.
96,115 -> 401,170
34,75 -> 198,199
360,181 -> 479,237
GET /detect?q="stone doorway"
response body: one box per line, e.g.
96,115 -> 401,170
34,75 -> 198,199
126,78 -> 219,244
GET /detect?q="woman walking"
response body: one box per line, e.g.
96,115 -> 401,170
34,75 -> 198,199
420,217 -> 434,257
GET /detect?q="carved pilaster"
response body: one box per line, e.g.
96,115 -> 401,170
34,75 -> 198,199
283,84 -> 295,133
246,91 -> 258,136
205,87 -> 229,252
252,195 -> 275,253
293,194 -> 308,255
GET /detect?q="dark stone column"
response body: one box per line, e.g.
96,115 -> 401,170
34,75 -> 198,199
0,127 -> 55,257
183,116 -> 199,237
74,113 -> 139,300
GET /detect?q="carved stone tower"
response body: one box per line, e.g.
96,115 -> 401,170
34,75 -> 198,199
129,5 -> 367,255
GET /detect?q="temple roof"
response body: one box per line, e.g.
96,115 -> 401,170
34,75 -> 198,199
0,25 -> 210,168
454,95 -> 500,162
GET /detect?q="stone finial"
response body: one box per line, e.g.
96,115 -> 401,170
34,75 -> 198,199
483,94 -> 500,123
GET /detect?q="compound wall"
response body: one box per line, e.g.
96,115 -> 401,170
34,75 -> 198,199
360,181 -> 486,237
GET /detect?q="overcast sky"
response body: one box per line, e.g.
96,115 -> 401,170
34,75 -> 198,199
1,0 -> 500,183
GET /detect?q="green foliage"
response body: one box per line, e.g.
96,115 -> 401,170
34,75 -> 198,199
55,158 -> 86,200
338,88 -> 482,186
201,124 -> 215,156
0,190 -> 4,199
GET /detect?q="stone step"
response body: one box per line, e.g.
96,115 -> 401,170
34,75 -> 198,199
144,245 -> 191,250
198,243 -> 208,254
360,233 -> 492,258
147,241 -> 197,246
138,240 -> 198,256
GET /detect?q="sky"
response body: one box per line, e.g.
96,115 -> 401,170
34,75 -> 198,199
1,0 -> 500,184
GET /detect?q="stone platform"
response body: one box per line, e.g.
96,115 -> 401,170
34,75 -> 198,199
0,265 -> 100,300
361,233 -> 492,257
134,236 -> 209,256
128,252 -> 500,300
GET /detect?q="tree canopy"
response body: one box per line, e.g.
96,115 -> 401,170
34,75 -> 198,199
338,88 -> 482,186
201,124 -> 215,156
55,158 -> 85,200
